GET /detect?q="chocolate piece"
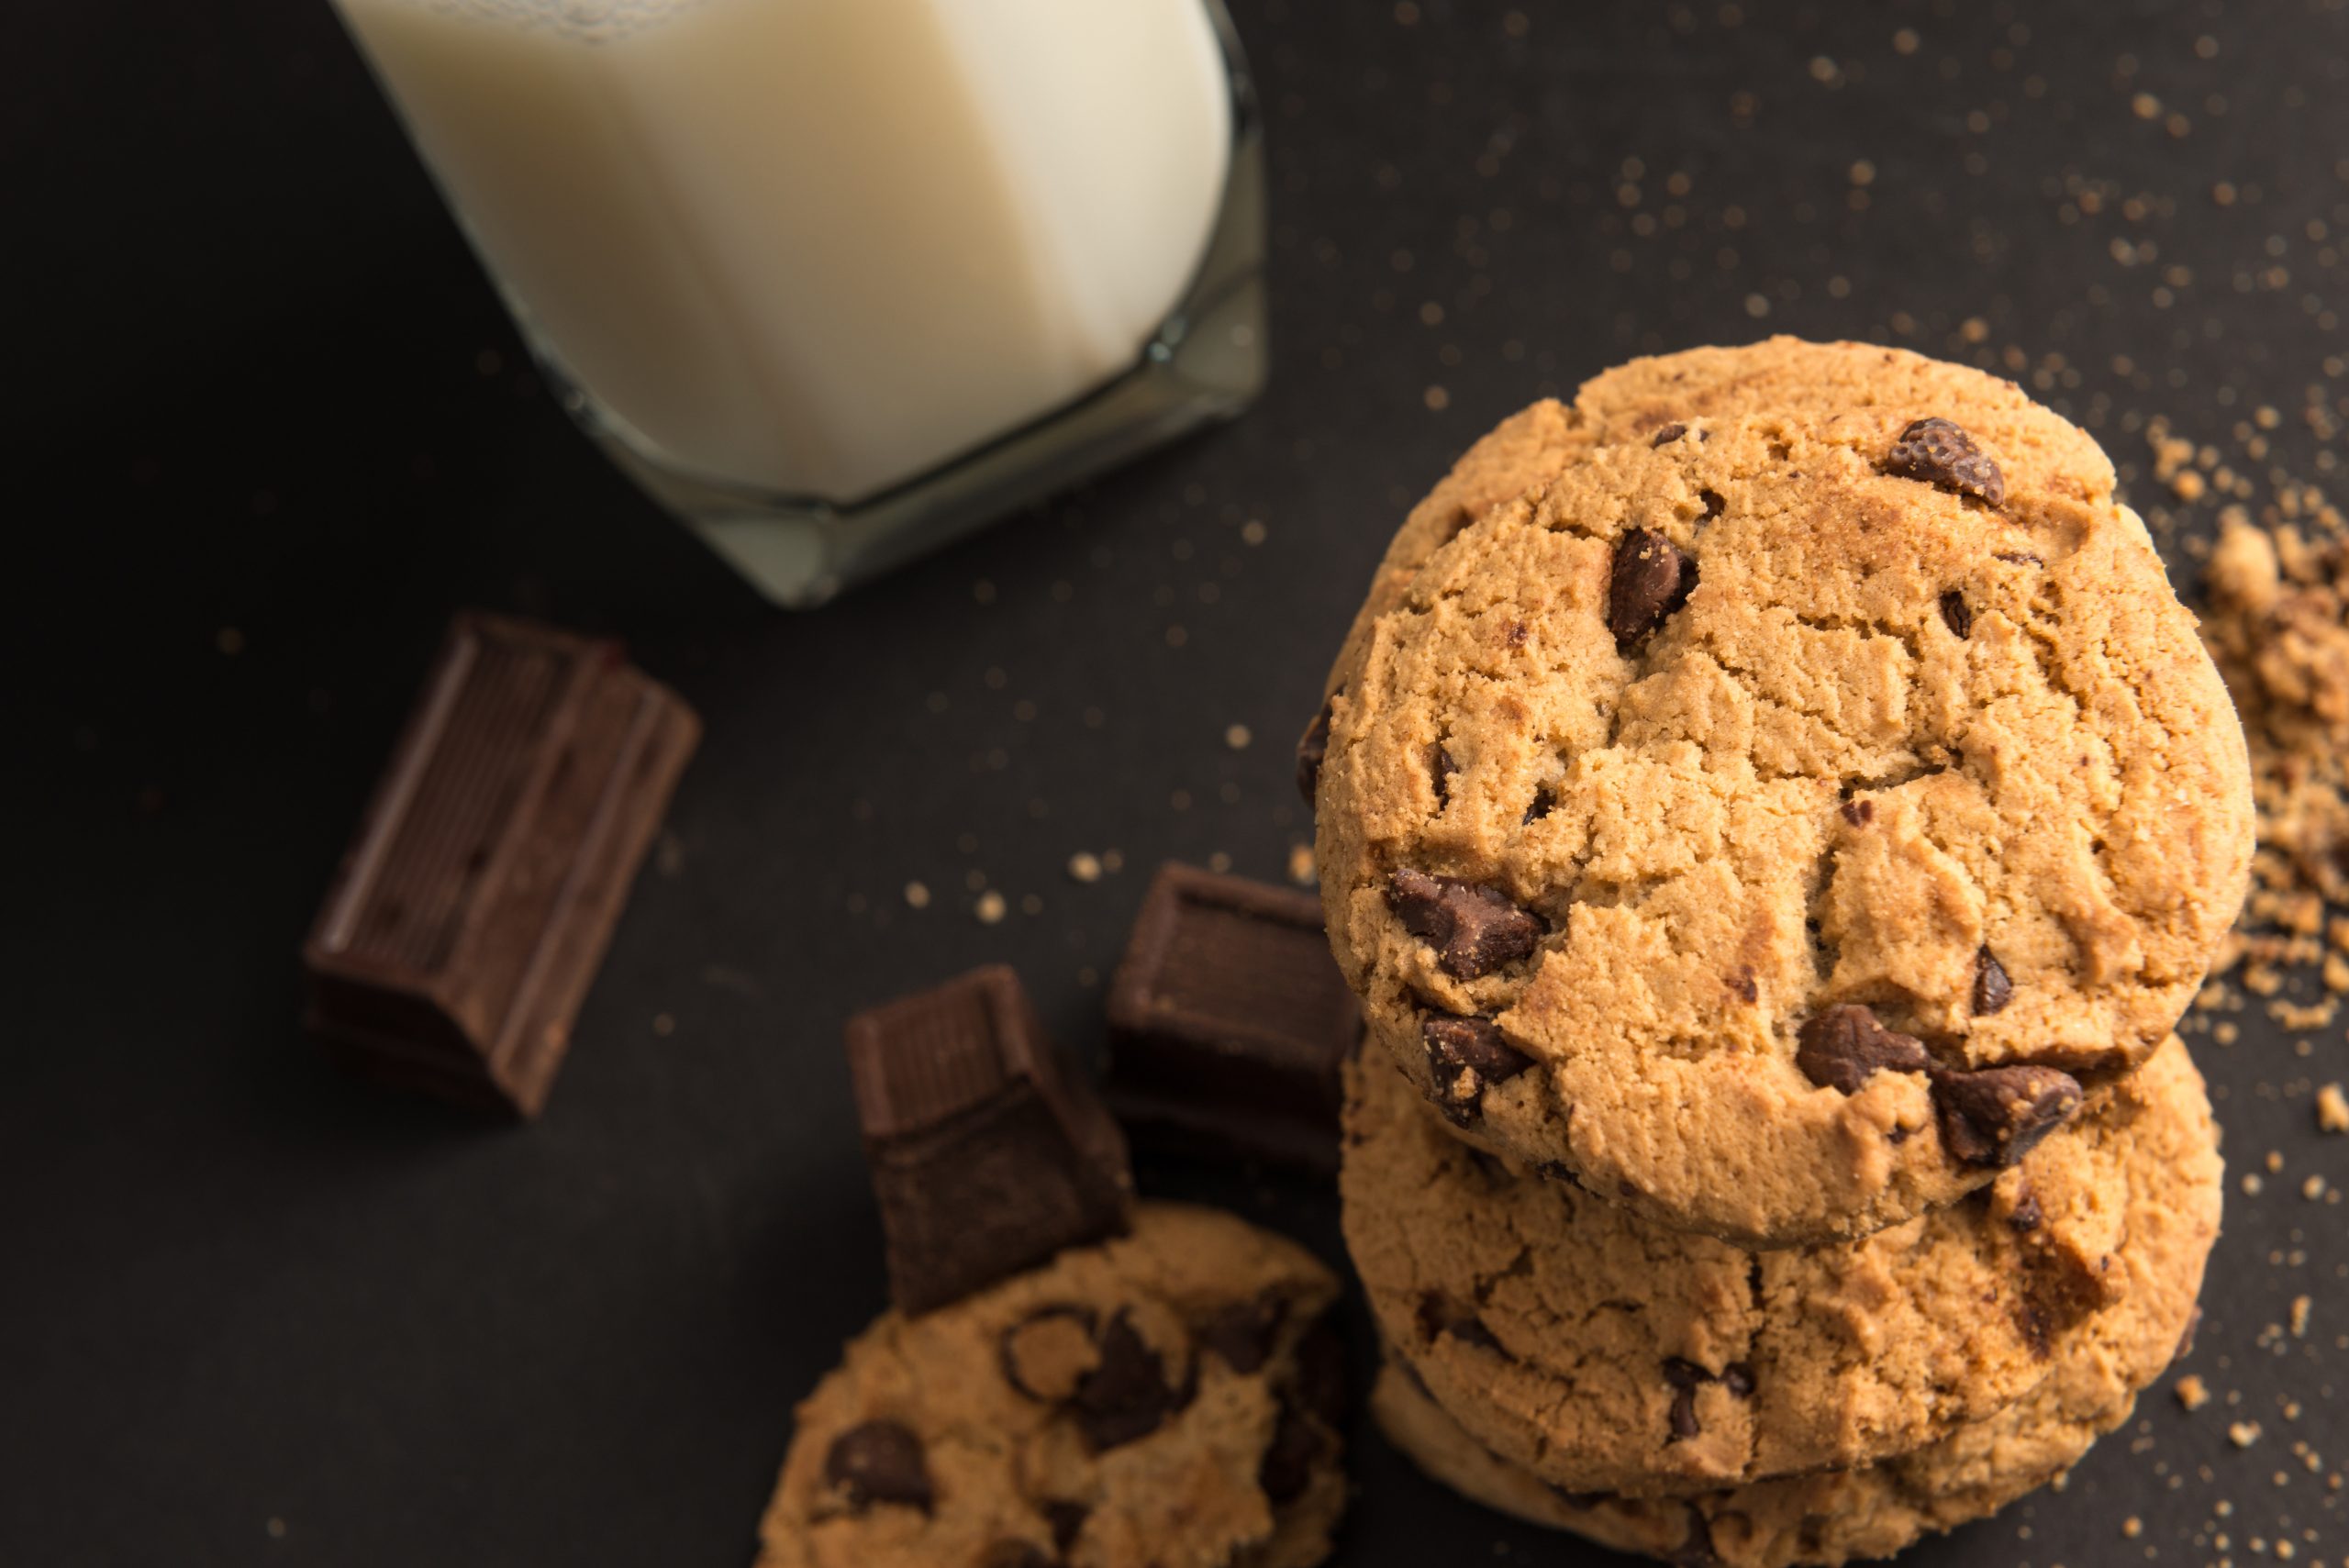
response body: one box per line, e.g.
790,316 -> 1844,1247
1043,1500 -> 1089,1551
999,1305 -> 1100,1403
303,612 -> 699,1117
1422,1015 -> 1533,1126
1073,1309 -> 1190,1451
1932,1064 -> 2083,1167
1608,528 -> 1696,651
1939,589 -> 1974,638
825,1421 -> 933,1513
1698,487 -> 1727,520
1651,421 -> 1689,447
1972,948 -> 2014,1015
1385,867 -> 1543,978
1720,1363 -> 1756,1398
1295,693 -> 1337,805
1200,1293 -> 1286,1374
1883,417 -> 2007,506
1522,785 -> 1556,824
1417,1292 -> 1504,1353
1796,1005 -> 1932,1095
1430,743 -> 1458,806
1841,796 -> 1876,827
1105,862 -> 1361,1172
1257,1399 -> 1326,1504
847,965 -> 1133,1314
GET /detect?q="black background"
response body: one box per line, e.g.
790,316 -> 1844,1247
7,1 -> 2345,1564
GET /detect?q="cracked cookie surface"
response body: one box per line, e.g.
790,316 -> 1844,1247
1311,339 -> 2253,1246
756,1203 -> 1346,1568
1340,1036 -> 2221,1497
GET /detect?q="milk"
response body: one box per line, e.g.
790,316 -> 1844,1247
335,0 -> 1235,504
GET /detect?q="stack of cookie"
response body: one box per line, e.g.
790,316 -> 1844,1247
1307,340 -> 2254,1566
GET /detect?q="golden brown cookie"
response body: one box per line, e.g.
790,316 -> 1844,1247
1309,339 -> 2254,1246
1341,1035 -> 2221,1496
755,1204 -> 1345,1568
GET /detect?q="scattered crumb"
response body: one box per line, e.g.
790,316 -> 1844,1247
1287,843 -> 1318,885
2176,1374 -> 2211,1411
2319,1083 -> 2349,1132
2243,1173 -> 2265,1196
2232,1420 -> 2265,1449
2292,1296 -> 2312,1338
1067,852 -> 1103,884
2123,1516 -> 2143,1539
1224,724 -> 1252,750
974,890 -> 1007,925
2305,1175 -> 2328,1201
904,881 -> 930,909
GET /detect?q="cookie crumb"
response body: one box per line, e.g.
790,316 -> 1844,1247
1287,843 -> 1317,885
2291,1296 -> 2312,1338
1224,724 -> 1252,751
904,881 -> 931,909
1068,852 -> 1103,884
974,890 -> 1007,925
2318,1083 -> 2349,1132
2232,1420 -> 2265,1448
2176,1374 -> 2211,1410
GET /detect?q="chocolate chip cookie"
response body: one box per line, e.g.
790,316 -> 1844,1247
1341,1034 -> 2221,1496
755,1203 -> 1346,1568
1309,339 -> 2253,1246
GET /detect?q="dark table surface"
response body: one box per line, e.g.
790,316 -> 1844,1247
8,1 -> 2345,1564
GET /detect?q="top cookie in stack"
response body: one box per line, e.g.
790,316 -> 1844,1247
1304,339 -> 2254,1248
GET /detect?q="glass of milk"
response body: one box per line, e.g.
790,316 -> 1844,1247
332,0 -> 1265,606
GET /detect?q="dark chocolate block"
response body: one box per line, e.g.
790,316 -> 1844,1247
846,965 -> 1133,1315
302,612 -> 699,1117
1105,862 -> 1362,1173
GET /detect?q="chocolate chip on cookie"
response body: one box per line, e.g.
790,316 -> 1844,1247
1939,589 -> 1974,638
1072,1309 -> 1191,1451
1608,528 -> 1696,651
1933,1064 -> 2084,1167
1422,1015 -> 1534,1125
1417,1292 -> 1506,1354
1796,1005 -> 1932,1094
1884,417 -> 2007,506
1296,694 -> 1337,805
999,1304 -> 1100,1403
1386,868 -> 1542,978
1258,1397 -> 1329,1504
825,1420 -> 934,1513
1522,785 -> 1555,824
1651,421 -> 1688,447
1431,744 -> 1458,807
1199,1292 -> 1286,1374
1662,1358 -> 1709,1441
1972,949 -> 2014,1015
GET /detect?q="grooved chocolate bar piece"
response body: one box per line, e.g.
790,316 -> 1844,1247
847,965 -> 1134,1314
1105,862 -> 1361,1173
302,612 -> 699,1117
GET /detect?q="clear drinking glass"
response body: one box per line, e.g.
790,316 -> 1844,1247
332,0 -> 1267,606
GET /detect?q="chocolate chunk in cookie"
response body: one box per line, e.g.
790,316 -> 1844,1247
1796,1005 -> 1932,1095
1651,421 -> 1689,447
1431,744 -> 1458,807
1296,694 -> 1337,805
1422,1015 -> 1534,1125
1608,528 -> 1696,651
1972,949 -> 2014,1015
1073,1309 -> 1191,1451
825,1420 -> 933,1513
1939,589 -> 1974,638
1386,868 -> 1542,978
1933,1064 -> 2083,1167
1200,1292 -> 1286,1375
1884,417 -> 2007,506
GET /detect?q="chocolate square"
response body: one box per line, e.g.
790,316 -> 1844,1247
846,965 -> 1133,1314
1105,862 -> 1362,1172
302,612 -> 698,1116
